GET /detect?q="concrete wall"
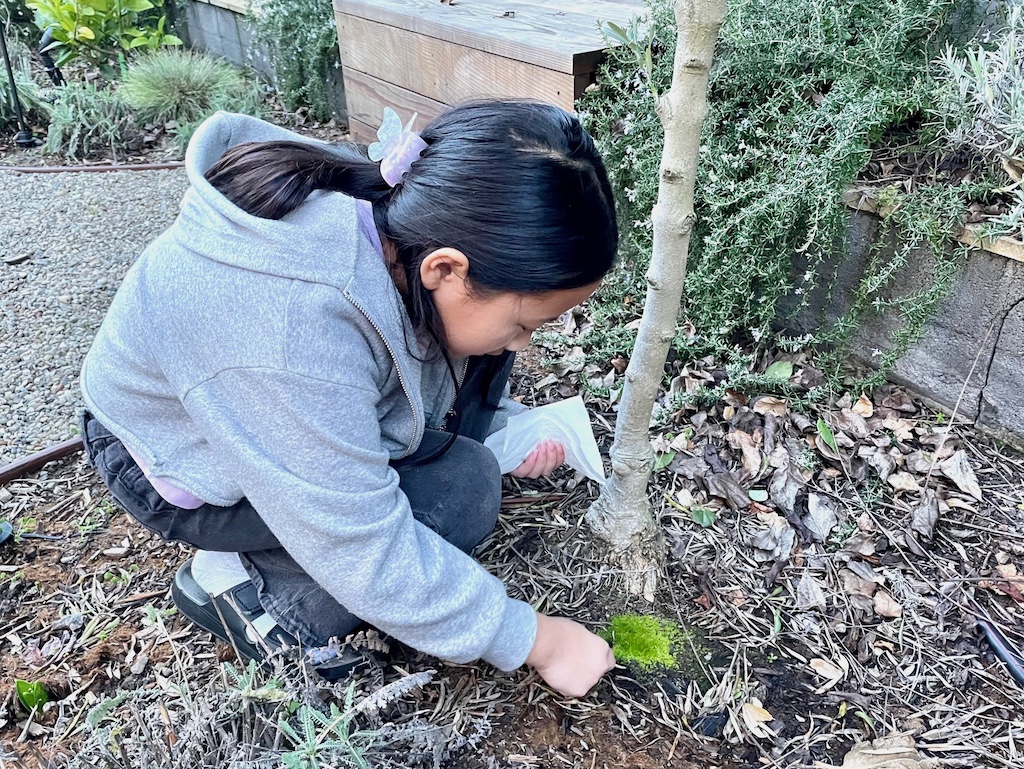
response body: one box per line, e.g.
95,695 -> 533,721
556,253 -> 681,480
784,211 -> 1024,446
181,0 -> 347,123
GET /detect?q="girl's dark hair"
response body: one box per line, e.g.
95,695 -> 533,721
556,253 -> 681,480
205,100 -> 618,347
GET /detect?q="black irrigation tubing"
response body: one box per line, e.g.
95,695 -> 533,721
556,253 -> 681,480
0,438 -> 84,485
0,162 -> 185,174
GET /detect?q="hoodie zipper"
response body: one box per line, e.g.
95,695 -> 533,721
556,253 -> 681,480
345,292 -> 422,458
440,358 -> 470,432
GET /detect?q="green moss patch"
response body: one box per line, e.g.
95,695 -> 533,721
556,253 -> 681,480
600,614 -> 687,671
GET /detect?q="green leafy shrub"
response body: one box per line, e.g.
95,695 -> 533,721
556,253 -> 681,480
936,4 -> 1024,237
249,0 -> 340,121
580,0 -> 983,384
26,0 -> 181,71
121,48 -> 262,152
44,81 -> 138,157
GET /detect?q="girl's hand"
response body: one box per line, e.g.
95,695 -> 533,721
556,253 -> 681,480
510,439 -> 565,478
526,613 -> 615,698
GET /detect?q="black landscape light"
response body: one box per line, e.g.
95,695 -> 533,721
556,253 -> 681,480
37,30 -> 65,86
0,26 -> 35,148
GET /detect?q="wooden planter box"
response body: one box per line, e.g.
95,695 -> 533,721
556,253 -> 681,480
333,0 -> 645,141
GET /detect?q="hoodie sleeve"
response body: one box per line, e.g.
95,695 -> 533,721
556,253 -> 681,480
180,366 -> 537,671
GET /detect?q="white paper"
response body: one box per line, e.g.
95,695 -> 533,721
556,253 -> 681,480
484,396 -> 606,482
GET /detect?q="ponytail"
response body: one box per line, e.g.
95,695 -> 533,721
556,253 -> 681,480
205,101 -> 618,353
204,140 -> 391,220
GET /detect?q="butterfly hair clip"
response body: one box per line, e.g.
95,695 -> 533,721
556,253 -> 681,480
367,107 -> 429,187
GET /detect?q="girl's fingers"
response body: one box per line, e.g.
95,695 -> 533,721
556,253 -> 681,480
512,447 -> 542,478
512,441 -> 566,478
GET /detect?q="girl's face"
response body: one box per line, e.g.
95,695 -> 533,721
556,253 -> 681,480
421,248 -> 599,359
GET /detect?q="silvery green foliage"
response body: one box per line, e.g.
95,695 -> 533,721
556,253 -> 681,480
938,3 -> 1024,236
68,657 -> 448,769
0,38 -> 47,126
579,0 -> 980,387
44,82 -> 138,159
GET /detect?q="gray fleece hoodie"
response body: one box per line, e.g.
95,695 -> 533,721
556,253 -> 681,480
80,112 -> 537,671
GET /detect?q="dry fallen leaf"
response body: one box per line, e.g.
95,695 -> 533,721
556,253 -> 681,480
887,471 -> 921,493
840,734 -> 939,768
979,563 -> 1024,602
909,489 -> 939,541
938,450 -> 983,501
748,512 -> 797,563
727,429 -> 763,479
903,450 -> 936,475
836,408 -> 871,439
882,417 -> 915,442
795,569 -> 828,610
803,493 -> 839,543
809,657 -> 846,693
881,389 -> 918,413
873,590 -> 903,618
752,396 -> 788,417
852,394 -> 874,418
868,451 -> 897,481
740,699 -> 775,739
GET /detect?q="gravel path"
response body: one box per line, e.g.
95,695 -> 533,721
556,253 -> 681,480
0,168 -> 190,465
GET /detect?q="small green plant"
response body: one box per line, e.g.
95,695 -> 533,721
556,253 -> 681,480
601,614 -> 686,670
121,48 -> 262,153
15,515 -> 38,538
249,0 -> 340,121
15,680 -> 49,711
26,0 -> 181,71
44,81 -> 138,158
690,507 -> 716,528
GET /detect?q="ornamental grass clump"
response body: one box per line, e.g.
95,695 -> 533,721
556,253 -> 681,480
121,49 -> 263,152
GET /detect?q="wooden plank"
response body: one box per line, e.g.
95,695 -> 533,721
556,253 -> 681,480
842,189 -> 1024,264
348,117 -> 377,145
334,0 -> 645,74
337,13 -> 576,110
343,69 -> 446,131
193,0 -> 248,16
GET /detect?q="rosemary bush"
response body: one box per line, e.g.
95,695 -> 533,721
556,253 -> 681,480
249,0 -> 340,121
580,0 -> 984,386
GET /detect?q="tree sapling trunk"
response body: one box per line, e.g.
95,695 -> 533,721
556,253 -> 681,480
586,0 -> 726,600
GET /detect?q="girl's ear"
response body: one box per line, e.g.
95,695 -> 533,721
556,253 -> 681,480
419,248 -> 470,290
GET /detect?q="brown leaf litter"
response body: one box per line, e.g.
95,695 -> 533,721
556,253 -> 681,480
2,343 -> 1024,768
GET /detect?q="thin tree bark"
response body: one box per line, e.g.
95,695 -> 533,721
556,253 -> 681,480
586,0 -> 726,600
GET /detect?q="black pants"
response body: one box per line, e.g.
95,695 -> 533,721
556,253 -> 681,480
83,352 -> 516,646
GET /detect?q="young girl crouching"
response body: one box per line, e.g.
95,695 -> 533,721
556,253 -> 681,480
80,100 -> 618,697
